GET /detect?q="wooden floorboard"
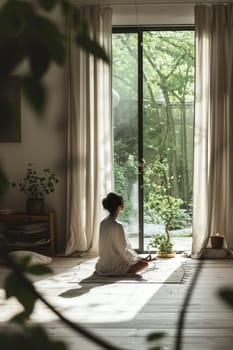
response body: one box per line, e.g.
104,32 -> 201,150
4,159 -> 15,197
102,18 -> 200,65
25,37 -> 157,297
1,256 -> 233,349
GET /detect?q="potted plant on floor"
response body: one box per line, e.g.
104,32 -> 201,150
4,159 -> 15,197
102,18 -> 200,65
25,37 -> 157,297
144,158 -> 191,258
147,233 -> 175,258
11,163 -> 59,214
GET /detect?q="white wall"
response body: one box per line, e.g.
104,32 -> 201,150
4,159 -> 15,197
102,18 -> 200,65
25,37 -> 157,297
112,4 -> 194,26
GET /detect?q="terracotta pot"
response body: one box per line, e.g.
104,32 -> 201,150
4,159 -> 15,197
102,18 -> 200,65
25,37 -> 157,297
26,198 -> 45,214
210,235 -> 224,249
157,252 -> 176,258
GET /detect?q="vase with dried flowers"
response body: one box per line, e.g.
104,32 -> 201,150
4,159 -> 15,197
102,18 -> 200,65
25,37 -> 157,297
11,163 -> 59,214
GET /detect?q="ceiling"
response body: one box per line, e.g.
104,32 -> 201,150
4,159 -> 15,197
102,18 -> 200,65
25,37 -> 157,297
71,0 -> 233,26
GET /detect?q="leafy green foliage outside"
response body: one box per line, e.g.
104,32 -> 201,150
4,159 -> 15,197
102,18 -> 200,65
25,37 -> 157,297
114,154 -> 138,221
143,158 -> 192,232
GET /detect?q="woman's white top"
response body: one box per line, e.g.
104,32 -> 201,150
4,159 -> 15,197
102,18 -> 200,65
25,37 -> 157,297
95,215 -> 140,276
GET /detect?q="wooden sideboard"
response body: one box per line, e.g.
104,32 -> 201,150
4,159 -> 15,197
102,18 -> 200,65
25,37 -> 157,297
0,211 -> 56,256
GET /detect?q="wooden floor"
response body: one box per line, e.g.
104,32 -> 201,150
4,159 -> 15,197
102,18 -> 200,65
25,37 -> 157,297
1,256 -> 233,350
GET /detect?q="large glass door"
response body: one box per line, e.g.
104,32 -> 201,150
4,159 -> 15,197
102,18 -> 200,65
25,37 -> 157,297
112,28 -> 194,252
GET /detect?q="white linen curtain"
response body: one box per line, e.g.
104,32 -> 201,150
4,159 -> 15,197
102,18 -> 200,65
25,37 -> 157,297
192,4 -> 233,258
65,6 -> 113,256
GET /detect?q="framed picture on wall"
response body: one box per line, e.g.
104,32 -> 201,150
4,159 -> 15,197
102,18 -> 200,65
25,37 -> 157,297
0,76 -> 21,142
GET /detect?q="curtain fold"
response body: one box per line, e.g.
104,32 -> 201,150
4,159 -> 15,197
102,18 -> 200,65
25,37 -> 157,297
65,6 -> 113,256
192,4 -> 233,258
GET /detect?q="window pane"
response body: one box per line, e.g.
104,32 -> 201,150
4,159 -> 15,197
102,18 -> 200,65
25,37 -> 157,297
143,31 -> 194,252
112,32 -> 139,249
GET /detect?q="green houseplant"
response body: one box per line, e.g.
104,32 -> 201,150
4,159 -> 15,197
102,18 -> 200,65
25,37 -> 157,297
147,233 -> 175,257
12,163 -> 59,214
144,158 -> 180,257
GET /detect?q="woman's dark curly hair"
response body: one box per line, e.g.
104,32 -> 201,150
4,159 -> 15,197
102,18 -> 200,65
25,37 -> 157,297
102,192 -> 124,215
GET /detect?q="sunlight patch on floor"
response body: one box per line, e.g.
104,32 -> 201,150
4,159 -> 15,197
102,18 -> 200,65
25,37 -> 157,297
31,273 -> 163,323
0,257 -> 187,324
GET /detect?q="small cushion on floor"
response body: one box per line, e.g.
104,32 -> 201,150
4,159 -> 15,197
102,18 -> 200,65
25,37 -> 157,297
9,250 -> 52,265
201,248 -> 229,259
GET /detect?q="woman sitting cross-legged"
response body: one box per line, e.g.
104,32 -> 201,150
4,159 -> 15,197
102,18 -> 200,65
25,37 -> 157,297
95,192 -> 157,276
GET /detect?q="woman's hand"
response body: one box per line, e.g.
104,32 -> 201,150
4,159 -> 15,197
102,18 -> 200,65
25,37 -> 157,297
141,254 -> 157,262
